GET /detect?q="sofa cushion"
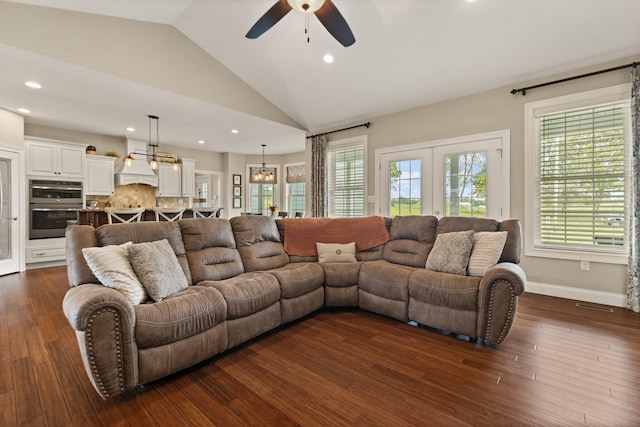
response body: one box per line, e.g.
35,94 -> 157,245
409,269 -> 480,311
230,216 -> 289,271
128,239 -> 189,302
468,231 -> 508,276
134,286 -> 226,349
179,218 -> 245,282
267,263 -> 325,299
201,272 -> 281,319
383,215 -> 438,267
316,242 -> 357,263
359,260 -> 414,302
425,231 -> 474,275
81,241 -> 147,304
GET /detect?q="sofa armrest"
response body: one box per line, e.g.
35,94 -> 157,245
62,284 -> 138,399
477,262 -> 527,343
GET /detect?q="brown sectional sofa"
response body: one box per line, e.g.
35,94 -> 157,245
63,214 -> 526,399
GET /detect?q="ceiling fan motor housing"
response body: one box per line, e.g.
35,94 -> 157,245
287,0 -> 325,13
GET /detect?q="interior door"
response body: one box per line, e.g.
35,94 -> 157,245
0,150 -> 20,275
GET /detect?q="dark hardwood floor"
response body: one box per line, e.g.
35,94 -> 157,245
2,266 -> 640,426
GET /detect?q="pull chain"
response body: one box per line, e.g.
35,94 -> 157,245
305,13 -> 310,43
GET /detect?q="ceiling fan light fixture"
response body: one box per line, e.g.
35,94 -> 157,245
287,0 -> 325,13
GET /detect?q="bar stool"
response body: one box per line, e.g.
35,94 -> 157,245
192,207 -> 222,219
295,211 -> 305,218
153,207 -> 186,222
104,207 -> 145,224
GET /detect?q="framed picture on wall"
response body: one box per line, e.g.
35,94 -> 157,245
233,174 -> 241,186
233,186 -> 241,197
233,198 -> 241,209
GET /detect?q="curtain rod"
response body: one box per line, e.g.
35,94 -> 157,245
510,61 -> 638,96
306,122 -> 371,139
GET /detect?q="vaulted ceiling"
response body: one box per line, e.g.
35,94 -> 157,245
1,0 -> 639,155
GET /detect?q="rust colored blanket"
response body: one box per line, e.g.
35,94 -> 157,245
283,216 -> 390,256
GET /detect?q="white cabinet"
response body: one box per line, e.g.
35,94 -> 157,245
156,163 -> 182,197
26,238 -> 66,263
26,139 -> 85,178
156,159 -> 196,198
86,155 -> 115,196
181,159 -> 196,197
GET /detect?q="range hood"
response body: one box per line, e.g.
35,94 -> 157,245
114,138 -> 158,186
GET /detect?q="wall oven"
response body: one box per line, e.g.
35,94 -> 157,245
29,179 -> 83,239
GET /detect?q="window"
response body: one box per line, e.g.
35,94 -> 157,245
250,183 -> 275,215
389,159 -> 422,216
248,165 -> 278,215
524,84 -> 631,263
328,137 -> 366,217
286,163 -> 306,217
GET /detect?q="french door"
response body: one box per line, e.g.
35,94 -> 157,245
0,150 -> 21,275
378,132 -> 508,220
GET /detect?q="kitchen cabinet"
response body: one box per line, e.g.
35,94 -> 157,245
26,138 -> 85,178
156,163 -> 182,197
86,155 -> 115,196
156,159 -> 196,198
26,238 -> 66,263
181,158 -> 196,197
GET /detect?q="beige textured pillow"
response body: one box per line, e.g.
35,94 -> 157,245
82,242 -> 147,304
425,230 -> 475,275
127,239 -> 189,302
468,231 -> 508,276
316,242 -> 357,263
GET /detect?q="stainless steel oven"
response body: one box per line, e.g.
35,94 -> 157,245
29,179 -> 83,239
29,179 -> 83,204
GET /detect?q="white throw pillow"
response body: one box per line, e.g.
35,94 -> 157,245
127,239 -> 189,302
425,230 -> 475,275
467,231 -> 508,276
316,242 -> 357,263
82,242 -> 147,304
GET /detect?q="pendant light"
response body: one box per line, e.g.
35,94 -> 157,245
253,144 -> 274,183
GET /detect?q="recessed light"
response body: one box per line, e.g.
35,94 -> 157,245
25,81 -> 42,89
126,127 -> 135,132
231,129 -> 239,134
198,140 -> 206,144
323,54 -> 334,64
18,108 -> 31,114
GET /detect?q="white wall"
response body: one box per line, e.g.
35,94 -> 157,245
309,56 -> 637,304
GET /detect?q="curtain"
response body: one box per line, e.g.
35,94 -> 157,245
311,134 -> 328,217
628,66 -> 640,312
286,165 -> 306,183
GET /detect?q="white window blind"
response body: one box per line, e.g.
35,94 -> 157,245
328,143 -> 365,217
536,102 -> 627,251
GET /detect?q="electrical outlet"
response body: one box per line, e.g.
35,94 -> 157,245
580,260 -> 590,271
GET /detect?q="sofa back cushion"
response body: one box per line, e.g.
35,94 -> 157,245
95,221 -> 192,285
383,215 -> 438,267
179,218 -> 244,282
436,216 -> 521,264
230,216 -> 289,271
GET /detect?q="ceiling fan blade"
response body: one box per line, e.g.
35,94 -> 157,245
314,0 -> 355,47
246,0 -> 292,39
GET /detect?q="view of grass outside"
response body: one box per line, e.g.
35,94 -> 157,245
389,159 -> 421,217
444,151 -> 487,218
538,104 -> 626,249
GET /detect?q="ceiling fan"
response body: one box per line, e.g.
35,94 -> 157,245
246,0 -> 355,47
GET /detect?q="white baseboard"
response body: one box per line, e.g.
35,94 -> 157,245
525,281 -> 626,308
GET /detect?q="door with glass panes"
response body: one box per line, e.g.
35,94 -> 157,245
379,136 -> 506,219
